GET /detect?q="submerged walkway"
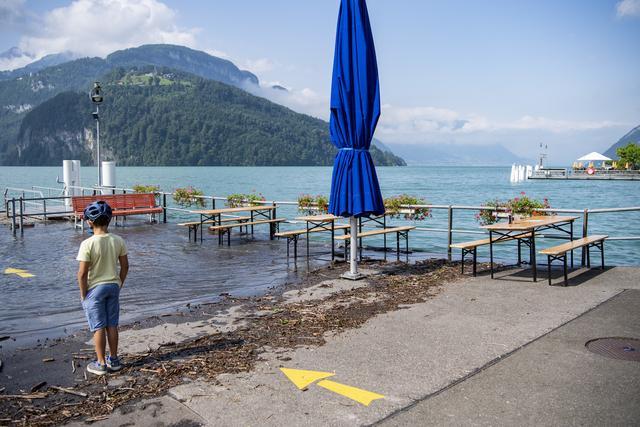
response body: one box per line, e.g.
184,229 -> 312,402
71,266 -> 640,426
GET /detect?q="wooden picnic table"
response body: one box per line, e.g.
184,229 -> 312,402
188,205 -> 276,242
482,215 -> 579,282
294,214 -> 343,259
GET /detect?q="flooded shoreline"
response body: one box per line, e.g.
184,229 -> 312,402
0,219 -> 327,349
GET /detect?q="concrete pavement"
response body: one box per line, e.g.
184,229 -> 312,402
74,266 -> 640,427
379,288 -> 640,426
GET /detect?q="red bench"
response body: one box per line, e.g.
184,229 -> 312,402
72,193 -> 163,228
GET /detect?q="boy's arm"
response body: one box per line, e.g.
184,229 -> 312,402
77,261 -> 90,300
119,255 -> 129,288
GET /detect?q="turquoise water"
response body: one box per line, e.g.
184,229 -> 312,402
2,165 -> 640,264
1,165 -> 639,341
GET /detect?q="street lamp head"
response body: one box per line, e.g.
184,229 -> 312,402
90,82 -> 103,104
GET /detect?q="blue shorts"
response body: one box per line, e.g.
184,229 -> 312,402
82,283 -> 120,332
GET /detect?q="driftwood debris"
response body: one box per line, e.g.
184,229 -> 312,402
49,386 -> 88,398
42,357 -> 55,363
0,393 -> 47,400
72,354 -> 91,360
85,415 -> 109,423
0,336 -> 10,342
30,382 -> 47,393
0,260 -> 463,427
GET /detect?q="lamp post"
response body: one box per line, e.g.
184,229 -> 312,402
90,82 -> 103,187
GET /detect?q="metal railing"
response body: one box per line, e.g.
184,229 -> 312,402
4,185 -> 640,262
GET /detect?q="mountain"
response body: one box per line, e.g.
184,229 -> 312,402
0,45 -> 261,163
0,51 -> 77,81
11,68 -> 405,167
386,143 -> 530,166
0,44 -> 405,166
0,44 -> 258,108
106,45 -> 258,87
603,125 -> 640,159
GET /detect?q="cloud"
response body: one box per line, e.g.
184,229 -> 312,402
1,0 -> 199,70
504,116 -> 618,132
241,58 -> 277,74
0,0 -> 26,27
0,47 -> 36,71
242,82 -> 329,120
376,104 -> 621,144
616,0 -> 640,17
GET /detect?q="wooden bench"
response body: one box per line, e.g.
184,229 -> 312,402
178,216 -> 251,240
335,226 -> 415,261
275,224 -> 350,259
539,235 -> 607,286
209,218 -> 286,245
450,232 -> 532,276
72,193 -> 163,228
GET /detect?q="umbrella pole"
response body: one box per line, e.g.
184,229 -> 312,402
342,216 -> 364,280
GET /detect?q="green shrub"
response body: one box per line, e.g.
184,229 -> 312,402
475,193 -> 552,224
384,194 -> 431,221
226,191 -> 265,208
132,184 -> 160,193
173,186 -> 205,208
297,194 -> 329,215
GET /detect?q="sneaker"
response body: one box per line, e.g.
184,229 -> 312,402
87,361 -> 107,376
106,355 -> 122,372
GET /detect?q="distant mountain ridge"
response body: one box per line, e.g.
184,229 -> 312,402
385,143 -> 530,166
603,125 -> 640,159
0,51 -> 77,80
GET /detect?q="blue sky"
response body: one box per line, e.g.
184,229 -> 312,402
1,0 -> 639,162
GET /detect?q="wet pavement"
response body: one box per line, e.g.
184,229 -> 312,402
0,219 -> 326,347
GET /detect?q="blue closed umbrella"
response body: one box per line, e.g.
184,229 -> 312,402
328,0 -> 385,279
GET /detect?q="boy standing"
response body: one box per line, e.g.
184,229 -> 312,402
76,201 -> 129,376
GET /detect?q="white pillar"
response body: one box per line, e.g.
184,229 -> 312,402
63,160 -> 81,207
101,161 -> 116,195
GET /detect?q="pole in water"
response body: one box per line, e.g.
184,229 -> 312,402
11,198 -> 17,234
19,197 -> 24,235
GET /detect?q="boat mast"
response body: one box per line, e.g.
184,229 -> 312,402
537,143 -> 548,169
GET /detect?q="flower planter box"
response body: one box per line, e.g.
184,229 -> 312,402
298,205 -> 329,215
397,208 -> 416,214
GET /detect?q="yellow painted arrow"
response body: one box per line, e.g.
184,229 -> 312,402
4,268 -> 35,278
317,379 -> 384,406
280,368 -> 384,406
280,368 -> 335,390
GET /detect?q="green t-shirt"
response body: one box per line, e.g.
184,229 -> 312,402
76,233 -> 127,290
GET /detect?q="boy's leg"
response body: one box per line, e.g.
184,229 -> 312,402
106,326 -> 118,357
104,284 -> 121,361
93,328 -> 107,364
83,286 -> 108,366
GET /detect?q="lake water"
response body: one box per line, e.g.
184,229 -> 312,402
1,166 -> 639,341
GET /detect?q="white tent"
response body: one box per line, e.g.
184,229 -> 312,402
576,152 -> 612,162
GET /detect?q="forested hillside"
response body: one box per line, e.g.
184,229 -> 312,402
14,69 -> 405,166
0,44 -> 405,166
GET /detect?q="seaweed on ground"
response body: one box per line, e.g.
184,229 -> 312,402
0,259 -> 473,426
